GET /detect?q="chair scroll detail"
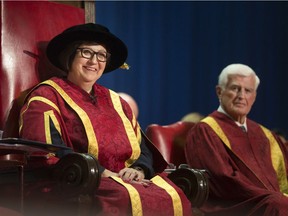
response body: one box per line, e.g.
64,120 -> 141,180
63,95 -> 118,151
167,165 -> 209,208
53,153 -> 101,198
0,138 -> 101,215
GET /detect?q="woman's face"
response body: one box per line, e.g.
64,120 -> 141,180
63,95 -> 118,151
67,43 -> 108,91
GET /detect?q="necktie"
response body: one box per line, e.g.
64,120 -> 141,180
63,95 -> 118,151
240,125 -> 246,132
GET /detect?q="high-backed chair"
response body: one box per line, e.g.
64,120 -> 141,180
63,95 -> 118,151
0,2 -> 205,215
146,121 -> 195,167
146,121 -> 209,213
0,1 -> 86,137
0,2 -> 100,215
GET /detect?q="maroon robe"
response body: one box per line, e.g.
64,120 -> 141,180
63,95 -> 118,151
19,77 -> 192,216
185,111 -> 288,216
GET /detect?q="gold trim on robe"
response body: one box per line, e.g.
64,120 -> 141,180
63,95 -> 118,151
30,80 -> 141,166
151,175 -> 183,216
41,80 -> 99,158
201,117 -> 231,148
109,90 -> 141,167
260,126 -> 288,194
19,96 -> 60,133
44,110 -> 62,144
20,79 -> 189,214
110,176 -> 143,216
202,116 -> 288,194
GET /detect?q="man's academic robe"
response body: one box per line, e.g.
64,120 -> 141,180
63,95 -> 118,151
185,111 -> 288,216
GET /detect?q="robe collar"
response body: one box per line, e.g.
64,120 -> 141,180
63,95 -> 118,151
217,106 -> 247,131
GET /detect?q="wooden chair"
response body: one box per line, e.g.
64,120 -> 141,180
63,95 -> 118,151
0,2 -> 204,215
0,2 -> 100,215
0,1 -> 86,137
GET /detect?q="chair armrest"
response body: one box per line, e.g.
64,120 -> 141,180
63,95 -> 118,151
52,153 -> 101,198
0,139 -> 101,197
167,165 -> 209,207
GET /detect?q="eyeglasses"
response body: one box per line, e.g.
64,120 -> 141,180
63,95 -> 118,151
77,47 -> 110,62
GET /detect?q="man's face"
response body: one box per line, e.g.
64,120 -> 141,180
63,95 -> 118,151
216,74 -> 257,122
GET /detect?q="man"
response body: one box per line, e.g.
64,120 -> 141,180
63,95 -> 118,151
185,63 -> 288,215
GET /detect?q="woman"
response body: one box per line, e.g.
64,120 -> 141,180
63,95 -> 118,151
19,23 -> 192,216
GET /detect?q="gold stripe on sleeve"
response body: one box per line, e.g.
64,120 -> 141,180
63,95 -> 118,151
151,175 -> 183,216
110,176 -> 143,216
44,111 -> 52,144
44,110 -> 62,144
19,96 -> 61,133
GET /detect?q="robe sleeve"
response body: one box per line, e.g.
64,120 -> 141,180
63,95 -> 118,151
19,87 -> 71,167
131,136 -> 154,178
49,125 -> 153,177
20,87 -> 68,145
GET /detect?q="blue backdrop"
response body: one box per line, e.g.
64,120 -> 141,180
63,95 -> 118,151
95,1 -> 288,134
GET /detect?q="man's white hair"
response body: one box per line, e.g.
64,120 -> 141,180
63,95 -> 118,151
218,63 -> 260,89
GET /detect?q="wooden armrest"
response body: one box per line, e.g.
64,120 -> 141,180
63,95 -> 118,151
0,144 -> 101,214
52,153 -> 101,198
0,151 -> 27,168
167,167 -> 209,207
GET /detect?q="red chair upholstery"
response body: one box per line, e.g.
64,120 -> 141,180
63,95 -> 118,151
146,121 -> 209,212
146,121 -> 195,167
0,2 -> 205,215
0,2 -> 101,215
0,1 -> 85,137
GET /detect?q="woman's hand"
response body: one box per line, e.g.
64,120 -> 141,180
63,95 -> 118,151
118,167 -> 151,186
101,169 -> 118,178
102,167 -> 151,186
119,167 -> 145,182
